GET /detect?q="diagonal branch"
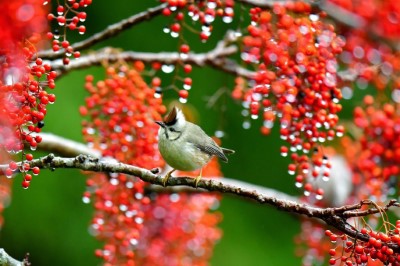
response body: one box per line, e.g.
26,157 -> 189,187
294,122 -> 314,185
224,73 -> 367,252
38,3 -> 168,60
0,248 -> 25,266
3,153 -> 400,251
49,30 -> 254,79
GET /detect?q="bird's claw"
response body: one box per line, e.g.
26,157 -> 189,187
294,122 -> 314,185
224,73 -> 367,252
162,169 -> 175,187
194,175 -> 201,188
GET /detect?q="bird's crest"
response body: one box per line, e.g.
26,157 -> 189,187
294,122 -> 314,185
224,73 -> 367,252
164,106 -> 186,128
164,106 -> 177,126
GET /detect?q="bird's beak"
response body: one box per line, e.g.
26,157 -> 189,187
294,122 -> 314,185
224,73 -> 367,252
155,121 -> 165,128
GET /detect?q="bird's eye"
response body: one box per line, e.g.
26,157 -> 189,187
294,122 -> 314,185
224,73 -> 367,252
169,127 -> 176,132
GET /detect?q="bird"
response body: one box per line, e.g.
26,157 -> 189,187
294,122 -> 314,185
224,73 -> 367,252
155,106 -> 234,187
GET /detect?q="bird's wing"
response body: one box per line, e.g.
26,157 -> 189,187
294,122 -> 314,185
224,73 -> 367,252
193,141 -> 228,162
186,124 -> 229,162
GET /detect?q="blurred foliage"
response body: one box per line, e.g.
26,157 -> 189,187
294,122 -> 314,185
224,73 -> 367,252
0,1 -> 311,265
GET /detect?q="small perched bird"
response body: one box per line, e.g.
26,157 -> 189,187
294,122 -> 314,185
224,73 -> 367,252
155,107 -> 234,186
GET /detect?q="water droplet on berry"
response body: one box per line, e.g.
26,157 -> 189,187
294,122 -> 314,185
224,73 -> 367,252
130,238 -> 138,246
82,196 -> 90,204
324,72 -> 336,87
322,176 -> 330,182
170,31 -> 179,38
161,64 -> 175,73
242,121 -> 251,129
163,26 -> 170,34
316,194 -> 323,200
353,46 -> 365,59
179,97 -> 187,103
119,204 -> 127,212
169,193 -> 180,202
110,178 -> 119,185
263,120 -> 273,129
309,14 -> 319,21
30,146 -> 37,151
299,26 -> 309,35
183,84 -> 191,90
392,89 -> 400,103
223,16 -> 233,23
215,130 -> 224,138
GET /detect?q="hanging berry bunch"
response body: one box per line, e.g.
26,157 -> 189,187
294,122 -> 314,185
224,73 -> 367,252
0,1 -> 53,188
81,61 -> 223,265
157,0 -> 234,102
329,0 -> 400,39
1,39 -> 56,188
45,0 -> 92,65
136,157 -> 223,266
325,217 -> 400,265
81,61 -> 166,265
233,3 -> 345,200
161,0 -> 234,42
341,96 -> 400,203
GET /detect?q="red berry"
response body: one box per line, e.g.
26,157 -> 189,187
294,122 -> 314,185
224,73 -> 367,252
178,90 -> 188,98
25,154 -> 34,161
32,167 -> 40,175
22,180 -> 30,189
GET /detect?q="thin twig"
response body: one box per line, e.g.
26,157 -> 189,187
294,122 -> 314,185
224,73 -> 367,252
49,30 -> 254,79
38,3 -> 168,59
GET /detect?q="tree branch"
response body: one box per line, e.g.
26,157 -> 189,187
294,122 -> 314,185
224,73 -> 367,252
49,31 -> 254,79
38,3 -> 168,59
38,132 -> 101,157
3,153 -> 400,251
0,248 -> 24,266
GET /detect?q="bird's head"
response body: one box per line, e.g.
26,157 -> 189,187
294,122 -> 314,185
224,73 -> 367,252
155,106 -> 186,140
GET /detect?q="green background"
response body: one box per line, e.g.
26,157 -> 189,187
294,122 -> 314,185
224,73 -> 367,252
0,1 -> 323,265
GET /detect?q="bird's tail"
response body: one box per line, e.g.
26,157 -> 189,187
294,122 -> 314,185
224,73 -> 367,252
222,148 -> 235,155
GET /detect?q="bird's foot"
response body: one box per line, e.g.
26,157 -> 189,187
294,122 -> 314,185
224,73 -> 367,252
194,168 -> 203,188
162,169 -> 175,187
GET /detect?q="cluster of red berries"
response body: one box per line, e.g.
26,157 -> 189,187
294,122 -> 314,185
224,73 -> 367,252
326,223 -> 400,265
330,0 -> 400,39
81,62 -> 166,265
233,3 -> 345,199
136,158 -> 223,266
45,0 -> 91,65
295,220 -> 332,266
81,61 -> 222,265
150,59 -> 192,103
1,36 -> 55,188
341,96 -> 400,202
159,0 -> 234,102
0,0 -> 48,52
161,0 -> 234,41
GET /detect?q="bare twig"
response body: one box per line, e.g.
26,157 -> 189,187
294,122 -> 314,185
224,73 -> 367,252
38,3 -> 168,59
0,248 -> 24,266
3,153 -> 400,251
49,30 -> 254,79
